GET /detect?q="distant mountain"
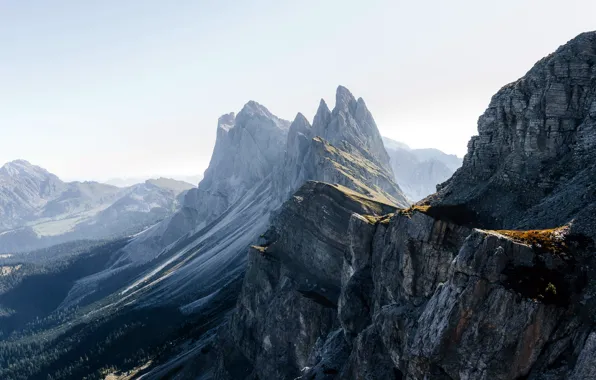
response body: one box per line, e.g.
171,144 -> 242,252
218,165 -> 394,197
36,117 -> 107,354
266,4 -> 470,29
382,137 -> 462,201
106,175 -> 202,188
172,174 -> 203,186
0,161 -> 193,253
145,177 -> 196,193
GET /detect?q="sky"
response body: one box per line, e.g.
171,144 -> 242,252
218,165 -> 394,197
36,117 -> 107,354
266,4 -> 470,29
1,0 -> 595,181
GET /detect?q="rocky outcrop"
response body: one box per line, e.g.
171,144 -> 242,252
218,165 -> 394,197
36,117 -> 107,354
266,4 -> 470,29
219,199 -> 594,379
307,137 -> 408,207
222,182 -> 396,379
407,229 -> 580,380
430,32 -> 596,233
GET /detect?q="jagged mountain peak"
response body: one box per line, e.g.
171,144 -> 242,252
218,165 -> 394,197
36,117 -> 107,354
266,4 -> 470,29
290,112 -> 312,132
186,99 -> 291,227
334,85 -> 357,111
274,86 -> 408,207
312,86 -> 393,174
229,101 -> 291,137
237,100 -> 287,127
239,100 -> 268,115
313,98 -> 332,131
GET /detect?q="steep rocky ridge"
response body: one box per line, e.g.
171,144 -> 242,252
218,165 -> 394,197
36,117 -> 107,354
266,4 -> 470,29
430,32 -> 596,235
185,102 -> 291,228
215,33 -> 596,380
313,86 -> 393,175
275,87 -> 408,207
224,182 -> 397,379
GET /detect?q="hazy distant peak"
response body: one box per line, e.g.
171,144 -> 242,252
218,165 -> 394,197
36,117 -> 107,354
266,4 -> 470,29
105,175 -> 203,188
0,159 -> 53,180
4,159 -> 33,166
145,177 -> 195,194
2,159 -> 36,171
382,136 -> 411,151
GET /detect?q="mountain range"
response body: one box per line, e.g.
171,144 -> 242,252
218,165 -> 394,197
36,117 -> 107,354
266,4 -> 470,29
0,160 -> 194,254
105,175 -> 203,188
1,31 -> 596,380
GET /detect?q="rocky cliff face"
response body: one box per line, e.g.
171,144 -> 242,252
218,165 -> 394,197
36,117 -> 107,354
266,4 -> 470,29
215,33 -> 596,380
223,182 -> 397,379
431,32 -> 596,234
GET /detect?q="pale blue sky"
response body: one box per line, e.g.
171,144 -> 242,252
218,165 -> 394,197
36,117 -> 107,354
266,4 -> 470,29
1,0 -> 595,181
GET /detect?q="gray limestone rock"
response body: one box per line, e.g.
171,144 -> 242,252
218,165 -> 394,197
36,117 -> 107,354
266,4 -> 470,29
430,32 -> 596,233
313,86 -> 393,176
187,103 -> 290,226
275,87 -> 410,208
409,231 -> 567,380
225,182 -> 396,380
372,210 -> 471,309
569,332 -> 596,380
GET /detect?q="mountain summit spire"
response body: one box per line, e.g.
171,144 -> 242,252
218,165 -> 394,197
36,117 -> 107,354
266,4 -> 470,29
334,85 -> 356,111
312,85 -> 393,174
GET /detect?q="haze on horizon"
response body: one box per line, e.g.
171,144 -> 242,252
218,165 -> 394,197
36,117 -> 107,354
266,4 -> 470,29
1,0 -> 595,181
